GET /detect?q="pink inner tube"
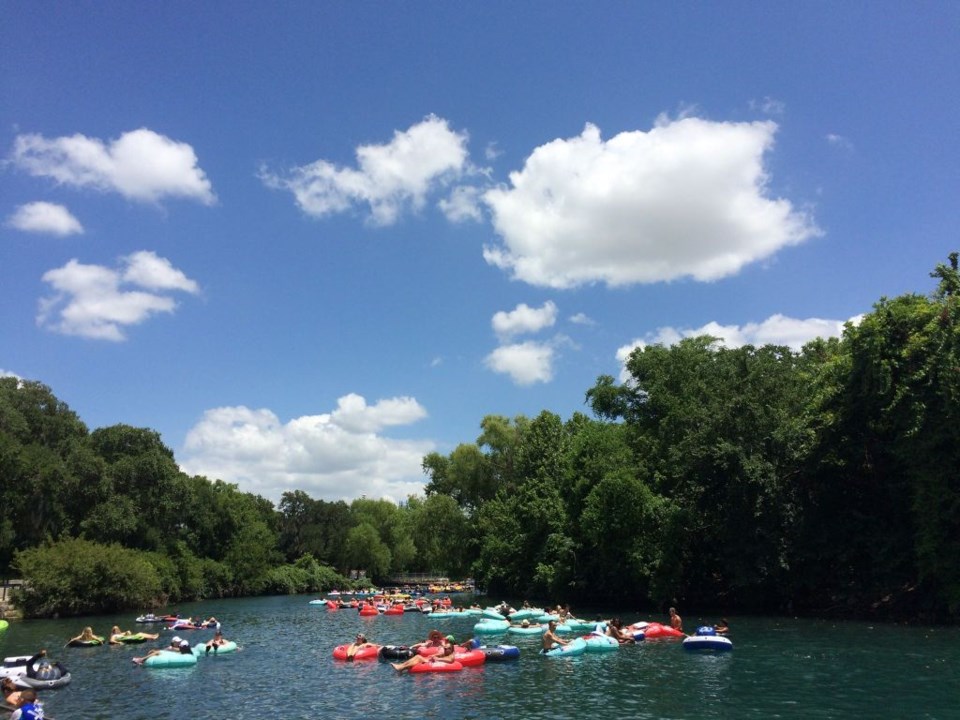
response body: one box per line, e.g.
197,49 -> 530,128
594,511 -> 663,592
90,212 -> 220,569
409,660 -> 463,673
332,644 -> 380,661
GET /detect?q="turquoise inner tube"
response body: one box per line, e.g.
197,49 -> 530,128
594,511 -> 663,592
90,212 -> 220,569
192,640 -> 238,656
473,619 -> 510,634
143,651 -> 198,668
543,636 -> 587,657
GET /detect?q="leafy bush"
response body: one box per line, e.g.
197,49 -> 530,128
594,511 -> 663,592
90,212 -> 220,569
14,538 -> 162,617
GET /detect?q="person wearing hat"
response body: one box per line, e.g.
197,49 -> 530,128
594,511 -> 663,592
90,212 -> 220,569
133,636 -> 190,665
344,632 -> 375,660
411,629 -> 447,651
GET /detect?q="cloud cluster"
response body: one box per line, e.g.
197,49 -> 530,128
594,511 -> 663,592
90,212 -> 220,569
485,301 -> 562,385
615,313 -> 856,381
179,394 -> 433,502
38,251 -> 199,341
10,128 -> 215,204
482,117 -> 819,288
261,115 -> 471,225
491,301 -> 557,340
7,201 -> 83,236
485,340 -> 556,386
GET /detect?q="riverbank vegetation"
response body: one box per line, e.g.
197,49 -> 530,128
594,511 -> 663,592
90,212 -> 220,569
2,255 -> 958,622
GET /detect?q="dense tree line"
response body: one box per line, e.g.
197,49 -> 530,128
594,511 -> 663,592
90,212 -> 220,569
421,254 -> 960,622
2,255 -> 958,621
0,382 -> 472,616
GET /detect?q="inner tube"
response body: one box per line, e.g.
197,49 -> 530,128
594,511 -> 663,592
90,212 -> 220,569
453,649 -> 485,667
13,671 -> 72,690
114,633 -> 150,644
682,635 -> 733,652
192,641 -> 238,657
542,637 -> 587,657
507,625 -> 543,635
473,619 -> 510,634
332,644 -> 379,661
378,645 -> 415,661
358,604 -> 379,617
506,608 -> 542,621
480,645 -> 520,661
584,635 -> 620,652
409,660 -> 463,673
142,651 -> 198,668
383,605 -> 404,616
67,639 -> 103,647
642,622 -> 685,639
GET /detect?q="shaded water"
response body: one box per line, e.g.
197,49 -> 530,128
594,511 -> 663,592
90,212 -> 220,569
1,595 -> 957,719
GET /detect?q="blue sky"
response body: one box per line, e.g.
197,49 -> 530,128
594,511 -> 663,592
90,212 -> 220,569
2,2 -> 957,503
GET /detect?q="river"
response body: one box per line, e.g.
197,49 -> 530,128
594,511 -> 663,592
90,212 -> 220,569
1,594 -> 956,719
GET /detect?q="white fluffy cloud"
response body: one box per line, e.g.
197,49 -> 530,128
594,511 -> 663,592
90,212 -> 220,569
262,115 -> 470,225
491,301 -> 557,340
10,128 -> 215,204
7,201 -> 83,236
179,395 -> 433,502
482,117 -> 819,289
615,313 -> 857,381
485,340 -> 555,385
38,251 -> 199,341
439,185 -> 484,223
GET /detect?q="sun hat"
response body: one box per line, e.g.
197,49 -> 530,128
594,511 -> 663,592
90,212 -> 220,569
171,636 -> 182,644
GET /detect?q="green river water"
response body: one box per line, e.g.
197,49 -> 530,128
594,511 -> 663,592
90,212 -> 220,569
1,594 -> 956,719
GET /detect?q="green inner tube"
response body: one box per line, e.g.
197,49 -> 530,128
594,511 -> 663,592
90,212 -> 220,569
69,638 -> 104,647
116,633 -> 149,644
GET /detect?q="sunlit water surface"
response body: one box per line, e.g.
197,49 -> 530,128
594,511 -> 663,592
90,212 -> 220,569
1,595 -> 957,719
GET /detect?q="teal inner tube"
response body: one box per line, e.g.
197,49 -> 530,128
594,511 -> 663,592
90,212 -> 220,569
143,651 -> 198,668
543,637 -> 587,657
192,640 -> 237,656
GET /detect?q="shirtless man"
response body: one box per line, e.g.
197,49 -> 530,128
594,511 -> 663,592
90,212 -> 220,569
669,607 -> 683,632
541,620 -> 569,653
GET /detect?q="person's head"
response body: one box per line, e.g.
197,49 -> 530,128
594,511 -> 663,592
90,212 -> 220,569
440,642 -> 454,656
111,625 -> 120,633
428,630 -> 443,644
669,607 -> 677,615
548,620 -> 557,630
171,635 -> 182,645
214,630 -> 223,638
2,677 -> 16,693
355,633 -> 367,644
521,619 -> 530,628
17,690 -> 37,705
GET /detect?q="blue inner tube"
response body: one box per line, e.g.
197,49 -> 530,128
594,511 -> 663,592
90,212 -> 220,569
481,645 -> 520,661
